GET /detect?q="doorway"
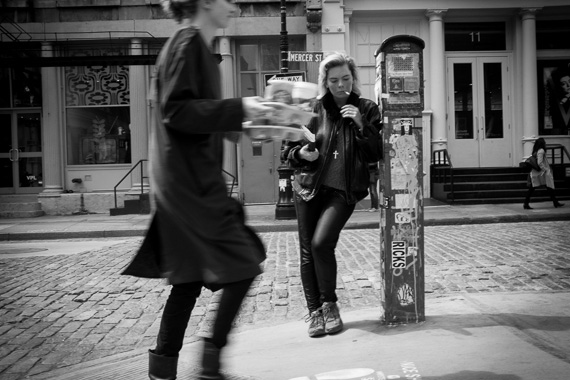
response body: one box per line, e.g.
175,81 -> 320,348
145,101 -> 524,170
446,55 -> 513,168
0,111 -> 44,194
240,136 -> 280,204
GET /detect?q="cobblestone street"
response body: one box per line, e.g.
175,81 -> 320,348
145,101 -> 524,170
1,221 -> 569,379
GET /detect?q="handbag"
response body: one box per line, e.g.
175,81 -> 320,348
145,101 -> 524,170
524,154 -> 540,171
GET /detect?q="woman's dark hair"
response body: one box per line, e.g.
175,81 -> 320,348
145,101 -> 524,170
161,0 -> 198,23
532,137 -> 546,155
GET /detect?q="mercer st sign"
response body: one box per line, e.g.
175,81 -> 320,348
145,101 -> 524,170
287,51 -> 324,62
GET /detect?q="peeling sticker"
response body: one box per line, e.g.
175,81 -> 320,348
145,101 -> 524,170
397,284 -> 415,306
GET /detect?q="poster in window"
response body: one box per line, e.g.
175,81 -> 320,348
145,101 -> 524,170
538,60 -> 570,135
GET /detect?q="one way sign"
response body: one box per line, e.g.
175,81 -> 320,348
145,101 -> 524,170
264,71 -> 306,85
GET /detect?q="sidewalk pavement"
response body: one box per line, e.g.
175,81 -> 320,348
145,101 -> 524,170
0,199 -> 569,241
2,200 -> 570,380
32,293 -> 570,380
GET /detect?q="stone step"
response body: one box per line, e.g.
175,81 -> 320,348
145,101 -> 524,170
0,201 -> 43,212
0,196 -> 45,218
0,209 -> 45,218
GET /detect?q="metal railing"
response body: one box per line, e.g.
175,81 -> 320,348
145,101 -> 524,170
222,169 -> 237,197
0,16 -> 32,42
545,144 -> 570,166
113,159 -> 148,209
113,160 -> 238,209
430,149 -> 454,202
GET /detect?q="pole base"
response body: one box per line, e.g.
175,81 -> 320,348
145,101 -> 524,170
275,205 -> 296,220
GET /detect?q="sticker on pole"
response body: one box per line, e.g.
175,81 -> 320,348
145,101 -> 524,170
391,241 -> 406,269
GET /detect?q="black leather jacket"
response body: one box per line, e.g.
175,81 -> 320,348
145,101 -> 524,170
282,91 -> 382,204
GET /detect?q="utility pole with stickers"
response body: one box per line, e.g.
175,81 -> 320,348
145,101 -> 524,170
374,35 -> 426,324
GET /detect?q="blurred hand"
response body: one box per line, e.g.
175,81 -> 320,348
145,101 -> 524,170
298,144 -> 319,162
243,97 -> 271,120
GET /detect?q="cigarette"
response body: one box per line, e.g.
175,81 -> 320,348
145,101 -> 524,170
345,91 -> 350,95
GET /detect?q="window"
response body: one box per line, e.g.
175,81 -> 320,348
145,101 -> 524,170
537,20 -> 570,50
445,23 -> 506,51
538,59 -> 570,135
65,65 -> 131,165
0,67 -> 42,109
237,37 -> 306,97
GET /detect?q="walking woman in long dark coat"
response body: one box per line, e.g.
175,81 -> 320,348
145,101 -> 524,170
122,1 -> 269,379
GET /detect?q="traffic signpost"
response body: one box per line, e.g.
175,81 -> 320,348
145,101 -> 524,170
264,72 -> 306,85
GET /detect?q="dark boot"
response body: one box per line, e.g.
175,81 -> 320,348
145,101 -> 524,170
199,340 -> 225,380
149,349 -> 178,380
523,186 -> 533,209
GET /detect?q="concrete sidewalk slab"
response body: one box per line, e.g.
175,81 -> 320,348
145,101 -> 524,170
34,292 -> 570,380
218,292 -> 570,380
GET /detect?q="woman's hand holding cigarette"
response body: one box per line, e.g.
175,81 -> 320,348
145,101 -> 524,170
340,104 -> 363,131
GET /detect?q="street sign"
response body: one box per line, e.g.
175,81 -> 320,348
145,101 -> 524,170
287,51 -> 324,62
264,72 -> 306,85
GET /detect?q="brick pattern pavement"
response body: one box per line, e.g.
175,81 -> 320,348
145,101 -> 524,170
1,221 -> 569,379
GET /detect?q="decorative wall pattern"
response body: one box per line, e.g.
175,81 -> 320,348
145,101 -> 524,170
65,65 -> 129,106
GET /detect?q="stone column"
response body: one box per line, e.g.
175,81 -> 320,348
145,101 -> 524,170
521,8 -> 541,156
128,38 -> 150,193
39,42 -> 64,196
426,10 -> 448,154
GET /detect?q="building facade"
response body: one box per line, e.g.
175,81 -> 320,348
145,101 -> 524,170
1,0 -> 569,213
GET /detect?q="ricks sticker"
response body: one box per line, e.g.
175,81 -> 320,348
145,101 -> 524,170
391,241 -> 406,269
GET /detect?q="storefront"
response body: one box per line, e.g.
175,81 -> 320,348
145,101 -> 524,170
1,0 -> 568,212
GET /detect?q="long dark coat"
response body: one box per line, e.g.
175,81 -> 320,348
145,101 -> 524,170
122,27 -> 265,287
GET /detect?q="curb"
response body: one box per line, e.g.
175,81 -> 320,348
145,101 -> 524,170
1,214 -> 569,241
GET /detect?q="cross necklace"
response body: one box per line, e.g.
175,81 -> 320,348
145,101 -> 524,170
333,127 -> 341,159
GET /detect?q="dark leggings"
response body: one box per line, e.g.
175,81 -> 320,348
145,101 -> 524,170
524,185 -> 559,206
155,277 -> 253,357
295,187 -> 355,312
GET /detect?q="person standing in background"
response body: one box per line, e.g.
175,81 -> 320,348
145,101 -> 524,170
122,1 -> 269,379
524,137 -> 564,210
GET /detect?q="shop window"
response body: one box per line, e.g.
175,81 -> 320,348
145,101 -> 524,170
538,59 -> 570,136
0,69 -> 10,108
65,65 -> 131,165
0,67 -> 42,109
445,23 -> 506,52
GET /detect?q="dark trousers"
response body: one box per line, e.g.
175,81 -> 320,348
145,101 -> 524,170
295,187 -> 355,312
155,278 -> 253,357
524,185 -> 559,206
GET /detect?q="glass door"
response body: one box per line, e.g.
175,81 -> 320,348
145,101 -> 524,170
0,112 -> 43,194
447,56 -> 512,167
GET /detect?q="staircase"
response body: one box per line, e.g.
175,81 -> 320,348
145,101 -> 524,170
109,193 -> 150,216
432,166 -> 570,205
0,195 -> 45,218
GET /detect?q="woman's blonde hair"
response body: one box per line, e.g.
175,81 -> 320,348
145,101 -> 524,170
317,52 -> 361,98
161,0 -> 198,23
